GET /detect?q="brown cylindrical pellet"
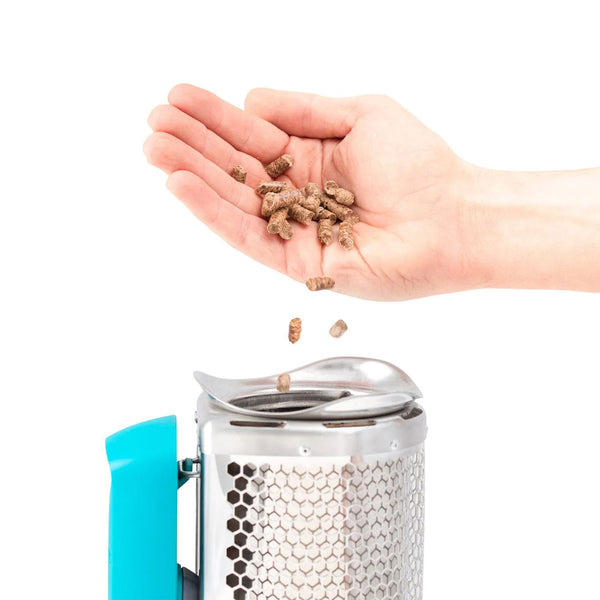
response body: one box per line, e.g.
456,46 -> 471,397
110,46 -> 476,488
339,219 -> 355,250
261,189 -> 304,217
314,206 -> 337,222
304,182 -> 320,196
288,318 -> 302,343
261,193 -> 283,218
323,180 -> 339,196
318,218 -> 334,245
255,181 -> 287,196
299,195 -> 320,213
299,183 -> 321,213
333,187 -> 355,206
277,373 -> 291,393
279,219 -> 293,240
230,165 -> 247,184
305,276 -> 335,291
323,181 -> 355,206
288,204 -> 314,225
267,207 -> 289,234
329,319 -> 348,338
322,196 -> 354,221
265,154 -> 294,178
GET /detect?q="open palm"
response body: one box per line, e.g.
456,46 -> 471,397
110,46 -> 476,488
145,85 -> 476,300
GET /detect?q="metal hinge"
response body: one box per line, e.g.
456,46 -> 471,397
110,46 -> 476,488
178,457 -> 201,488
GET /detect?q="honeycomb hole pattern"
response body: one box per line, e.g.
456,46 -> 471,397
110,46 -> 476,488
225,451 -> 424,600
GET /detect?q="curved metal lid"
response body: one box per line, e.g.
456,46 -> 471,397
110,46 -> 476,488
194,357 -> 422,420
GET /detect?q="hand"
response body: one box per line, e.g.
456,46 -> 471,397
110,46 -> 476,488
144,85 -> 600,300
144,85 -> 478,300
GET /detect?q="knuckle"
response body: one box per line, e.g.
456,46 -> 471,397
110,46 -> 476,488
362,94 -> 395,109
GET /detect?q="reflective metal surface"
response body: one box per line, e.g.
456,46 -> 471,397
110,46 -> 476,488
194,357 -> 422,420
201,451 -> 425,600
196,357 -> 426,600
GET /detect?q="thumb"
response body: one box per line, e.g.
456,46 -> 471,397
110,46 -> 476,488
244,89 -> 360,139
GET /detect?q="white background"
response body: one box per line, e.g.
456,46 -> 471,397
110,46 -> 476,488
1,1 -> 599,598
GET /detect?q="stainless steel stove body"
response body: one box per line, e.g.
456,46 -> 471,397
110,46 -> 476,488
193,357 -> 427,600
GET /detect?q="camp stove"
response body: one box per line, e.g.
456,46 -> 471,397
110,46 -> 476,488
106,357 -> 427,600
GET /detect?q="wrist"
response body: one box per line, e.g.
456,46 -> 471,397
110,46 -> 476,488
459,164 -> 600,292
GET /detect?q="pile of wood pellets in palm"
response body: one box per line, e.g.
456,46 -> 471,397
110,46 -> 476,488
231,154 -> 358,250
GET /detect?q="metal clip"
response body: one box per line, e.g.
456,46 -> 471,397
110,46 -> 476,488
178,457 -> 201,487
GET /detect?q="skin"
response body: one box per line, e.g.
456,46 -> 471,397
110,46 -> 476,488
144,84 -> 600,301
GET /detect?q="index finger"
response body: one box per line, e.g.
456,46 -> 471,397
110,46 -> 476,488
168,84 -> 290,163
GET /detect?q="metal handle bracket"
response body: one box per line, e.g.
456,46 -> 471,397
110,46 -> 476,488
178,457 -> 201,488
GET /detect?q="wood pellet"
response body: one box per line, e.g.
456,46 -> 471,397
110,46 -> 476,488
329,319 -> 348,338
265,154 -> 294,178
276,373 -> 291,393
242,154 -> 359,250
288,317 -> 302,343
230,165 -> 247,183
305,277 -> 335,291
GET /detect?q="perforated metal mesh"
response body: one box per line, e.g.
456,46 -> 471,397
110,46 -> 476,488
224,450 -> 424,600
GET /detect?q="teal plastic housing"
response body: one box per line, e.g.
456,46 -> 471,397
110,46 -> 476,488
106,416 -> 181,600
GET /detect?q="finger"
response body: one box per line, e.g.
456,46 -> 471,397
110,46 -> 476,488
166,170 -> 286,272
245,89 -> 359,138
148,104 -> 270,187
168,84 -> 289,162
143,132 -> 261,216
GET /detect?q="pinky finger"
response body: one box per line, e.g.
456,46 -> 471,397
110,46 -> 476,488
166,170 -> 287,273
